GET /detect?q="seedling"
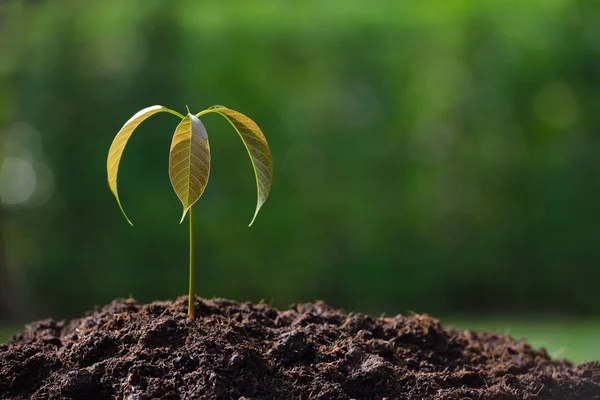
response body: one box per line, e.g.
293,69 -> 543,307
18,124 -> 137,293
107,105 -> 273,319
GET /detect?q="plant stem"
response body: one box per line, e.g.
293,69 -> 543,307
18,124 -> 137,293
188,206 -> 195,320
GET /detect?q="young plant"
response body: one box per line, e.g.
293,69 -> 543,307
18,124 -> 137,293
106,105 -> 273,319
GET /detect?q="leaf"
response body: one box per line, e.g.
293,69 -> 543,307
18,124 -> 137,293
205,105 -> 273,226
107,105 -> 172,225
169,114 -> 211,223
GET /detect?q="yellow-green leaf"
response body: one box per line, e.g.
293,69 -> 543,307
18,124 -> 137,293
169,114 -> 211,223
107,105 -> 171,225
205,106 -> 273,226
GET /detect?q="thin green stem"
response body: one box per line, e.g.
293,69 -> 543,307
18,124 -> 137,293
165,108 -> 185,119
195,109 -> 214,118
188,206 -> 195,319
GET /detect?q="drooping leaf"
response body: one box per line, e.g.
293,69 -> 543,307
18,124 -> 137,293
169,114 -> 211,223
204,105 -> 273,226
107,105 -> 173,225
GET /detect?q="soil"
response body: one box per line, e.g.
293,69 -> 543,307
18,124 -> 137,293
1,297 -> 599,400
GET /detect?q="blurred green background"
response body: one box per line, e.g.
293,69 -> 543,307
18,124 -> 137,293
1,0 -> 599,362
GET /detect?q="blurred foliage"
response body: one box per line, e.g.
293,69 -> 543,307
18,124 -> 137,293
1,0 -> 600,322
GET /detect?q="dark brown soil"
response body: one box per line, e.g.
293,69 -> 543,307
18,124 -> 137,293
1,297 -> 599,400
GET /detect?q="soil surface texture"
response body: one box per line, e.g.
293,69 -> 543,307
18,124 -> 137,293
1,297 -> 599,399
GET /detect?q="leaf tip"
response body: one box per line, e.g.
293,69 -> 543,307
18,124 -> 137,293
180,208 -> 190,224
113,193 -> 135,226
121,209 -> 134,226
248,207 -> 261,227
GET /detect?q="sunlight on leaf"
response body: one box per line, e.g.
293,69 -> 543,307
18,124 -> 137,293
169,114 -> 211,223
107,105 -> 171,225
202,106 -> 273,226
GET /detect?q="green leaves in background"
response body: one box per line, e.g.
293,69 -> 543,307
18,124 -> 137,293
169,114 -> 211,223
202,106 -> 273,226
6,0 -> 600,322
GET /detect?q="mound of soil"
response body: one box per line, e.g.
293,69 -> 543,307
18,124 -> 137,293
1,297 -> 599,399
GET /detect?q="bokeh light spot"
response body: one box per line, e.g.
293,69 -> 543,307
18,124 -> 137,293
533,82 -> 579,130
0,157 -> 37,205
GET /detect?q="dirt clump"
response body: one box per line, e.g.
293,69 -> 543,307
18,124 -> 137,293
1,296 -> 599,399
